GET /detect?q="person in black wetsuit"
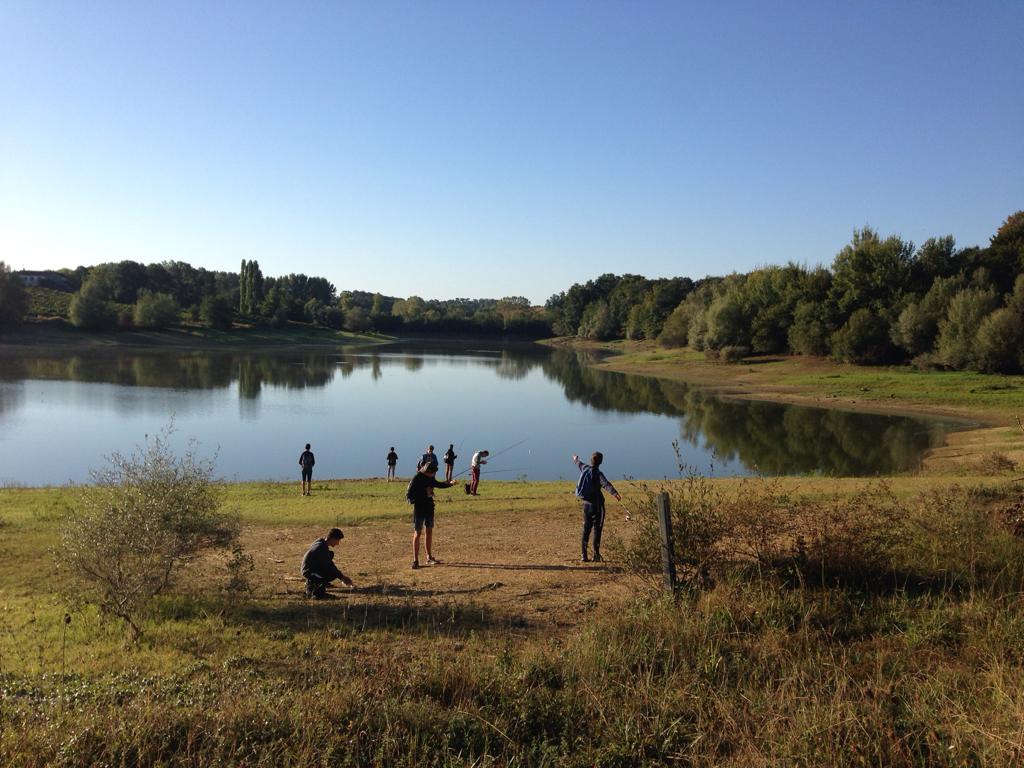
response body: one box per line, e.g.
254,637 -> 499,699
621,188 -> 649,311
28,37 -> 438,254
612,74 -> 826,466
300,528 -> 354,599
299,443 -> 315,496
572,451 -> 621,563
443,444 -> 457,482
407,464 -> 457,569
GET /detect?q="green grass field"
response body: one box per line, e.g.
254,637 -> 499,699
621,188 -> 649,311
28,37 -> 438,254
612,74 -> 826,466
4,473 -> 1024,766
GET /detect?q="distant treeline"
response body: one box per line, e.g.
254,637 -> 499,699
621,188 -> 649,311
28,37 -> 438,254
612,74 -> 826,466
1,209 -> 1021,370
547,210 -> 1024,373
1,258 -> 549,337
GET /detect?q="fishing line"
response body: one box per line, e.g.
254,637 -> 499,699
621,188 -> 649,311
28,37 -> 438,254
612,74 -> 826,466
451,438 -> 530,480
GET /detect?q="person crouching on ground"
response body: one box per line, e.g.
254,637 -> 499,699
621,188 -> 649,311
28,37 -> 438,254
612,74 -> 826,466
408,464 -> 457,568
300,527 -> 354,599
573,451 -> 621,563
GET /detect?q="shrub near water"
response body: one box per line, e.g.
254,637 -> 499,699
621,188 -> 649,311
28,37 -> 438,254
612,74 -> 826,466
58,428 -> 242,641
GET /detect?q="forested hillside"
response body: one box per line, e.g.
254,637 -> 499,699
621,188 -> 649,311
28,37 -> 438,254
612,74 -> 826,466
3,210 -> 1021,371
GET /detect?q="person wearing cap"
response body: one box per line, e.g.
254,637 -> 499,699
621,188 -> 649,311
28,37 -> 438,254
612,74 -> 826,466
407,463 -> 457,568
300,527 -> 354,599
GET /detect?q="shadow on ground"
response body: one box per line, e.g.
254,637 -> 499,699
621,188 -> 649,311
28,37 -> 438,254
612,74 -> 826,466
231,594 -> 514,636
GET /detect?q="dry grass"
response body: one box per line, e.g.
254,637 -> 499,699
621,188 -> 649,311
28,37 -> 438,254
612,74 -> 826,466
4,476 -> 1024,765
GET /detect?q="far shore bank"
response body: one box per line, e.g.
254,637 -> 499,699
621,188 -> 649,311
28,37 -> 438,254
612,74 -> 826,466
0,321 -> 551,353
543,337 -> 1024,473
0,320 -> 390,352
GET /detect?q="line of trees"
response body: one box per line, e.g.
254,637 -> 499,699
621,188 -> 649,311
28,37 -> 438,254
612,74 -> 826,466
546,211 -> 1024,373
3,257 -> 550,337
5,209 -> 1022,372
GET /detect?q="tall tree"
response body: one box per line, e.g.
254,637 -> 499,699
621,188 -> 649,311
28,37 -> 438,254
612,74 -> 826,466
0,261 -> 28,330
829,227 -> 914,317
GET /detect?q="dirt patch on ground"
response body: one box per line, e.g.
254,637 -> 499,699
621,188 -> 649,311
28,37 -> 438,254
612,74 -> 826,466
244,503 -> 637,636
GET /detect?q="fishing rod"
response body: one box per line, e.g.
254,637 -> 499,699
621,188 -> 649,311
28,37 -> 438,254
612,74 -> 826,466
481,467 -> 526,475
450,438 -> 530,480
487,438 -> 529,461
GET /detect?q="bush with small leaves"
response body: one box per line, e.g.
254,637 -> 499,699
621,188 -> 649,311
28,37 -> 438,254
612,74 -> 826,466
69,278 -> 116,329
59,426 -> 242,641
830,308 -> 893,364
973,308 -> 1024,373
200,295 -> 234,329
133,289 -> 180,329
719,345 -> 750,362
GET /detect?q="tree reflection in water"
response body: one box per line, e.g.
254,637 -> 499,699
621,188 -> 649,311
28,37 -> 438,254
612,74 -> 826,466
0,344 -> 959,476
536,348 -> 954,475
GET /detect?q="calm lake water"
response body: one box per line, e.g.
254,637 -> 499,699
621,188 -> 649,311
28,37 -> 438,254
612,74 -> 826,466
0,342 -> 966,487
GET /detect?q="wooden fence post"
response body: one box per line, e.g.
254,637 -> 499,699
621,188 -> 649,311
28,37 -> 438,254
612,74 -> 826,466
656,492 -> 676,591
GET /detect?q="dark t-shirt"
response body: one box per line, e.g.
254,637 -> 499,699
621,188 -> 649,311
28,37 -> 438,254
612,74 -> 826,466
406,472 -> 449,510
387,451 -> 398,466
299,450 -> 315,469
300,538 -> 343,580
443,449 -> 456,465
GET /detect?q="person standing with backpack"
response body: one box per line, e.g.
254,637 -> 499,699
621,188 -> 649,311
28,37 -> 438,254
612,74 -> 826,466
407,464 -> 457,569
573,451 -> 621,562
299,443 -> 316,497
442,444 -> 457,482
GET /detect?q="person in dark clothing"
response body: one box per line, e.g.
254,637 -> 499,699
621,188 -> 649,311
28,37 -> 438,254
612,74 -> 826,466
417,445 -> 438,473
573,452 -> 621,563
386,447 -> 398,482
443,444 -> 457,482
300,528 -> 354,598
299,443 -> 316,497
407,464 -> 457,568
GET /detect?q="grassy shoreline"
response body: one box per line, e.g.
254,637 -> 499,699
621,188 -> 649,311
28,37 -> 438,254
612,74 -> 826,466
0,320 -> 389,351
544,338 -> 1024,473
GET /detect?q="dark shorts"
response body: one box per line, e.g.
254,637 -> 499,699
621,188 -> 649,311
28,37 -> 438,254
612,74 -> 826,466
301,468 -> 312,481
413,506 -> 435,531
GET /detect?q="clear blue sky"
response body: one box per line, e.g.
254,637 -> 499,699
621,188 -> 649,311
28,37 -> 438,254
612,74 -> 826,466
2,1 -> 1021,304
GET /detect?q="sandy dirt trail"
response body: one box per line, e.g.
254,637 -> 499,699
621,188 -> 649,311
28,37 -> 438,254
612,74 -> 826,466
245,501 -> 637,635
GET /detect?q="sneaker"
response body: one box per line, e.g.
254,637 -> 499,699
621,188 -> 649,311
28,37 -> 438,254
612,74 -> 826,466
580,554 -> 589,563
592,553 -> 603,563
411,560 -> 420,569
426,556 -> 440,565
